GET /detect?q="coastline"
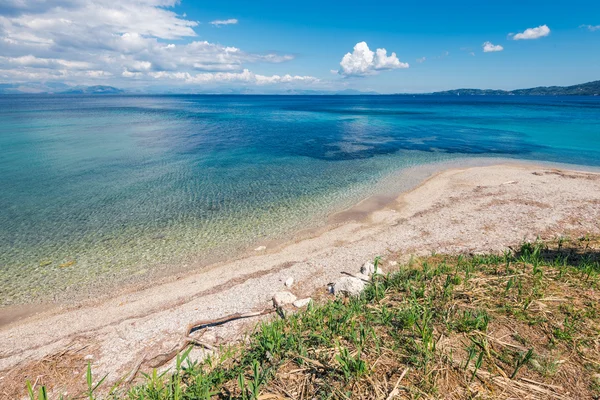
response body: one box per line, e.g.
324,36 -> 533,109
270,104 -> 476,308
1,160 -> 600,395
5,155 -> 598,315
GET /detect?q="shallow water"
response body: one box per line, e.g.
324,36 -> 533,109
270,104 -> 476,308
1,95 -> 599,305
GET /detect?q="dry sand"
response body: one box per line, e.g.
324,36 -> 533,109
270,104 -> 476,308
1,162 -> 600,396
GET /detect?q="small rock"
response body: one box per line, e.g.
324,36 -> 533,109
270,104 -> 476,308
84,354 -> 94,361
284,277 -> 294,288
333,277 -> 366,297
293,298 -> 312,308
389,260 -> 398,267
272,291 -> 297,307
254,246 -> 266,251
360,261 -> 383,277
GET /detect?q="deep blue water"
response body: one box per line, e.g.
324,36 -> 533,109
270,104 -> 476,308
1,95 -> 599,304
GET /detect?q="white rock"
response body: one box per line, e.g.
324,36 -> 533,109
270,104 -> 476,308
388,260 -> 398,267
272,291 -> 297,307
333,277 -> 366,297
293,298 -> 312,308
284,277 -> 294,288
254,246 -> 266,251
360,261 -> 383,276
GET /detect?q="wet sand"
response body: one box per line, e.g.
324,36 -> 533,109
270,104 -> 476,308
1,162 -> 600,396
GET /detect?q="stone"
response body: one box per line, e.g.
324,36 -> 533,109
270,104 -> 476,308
360,261 -> 383,277
292,298 -> 312,308
284,277 -> 294,288
388,260 -> 398,267
272,291 -> 297,307
254,246 -> 266,251
333,277 -> 366,297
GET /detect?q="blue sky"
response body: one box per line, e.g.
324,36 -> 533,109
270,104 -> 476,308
0,0 -> 599,93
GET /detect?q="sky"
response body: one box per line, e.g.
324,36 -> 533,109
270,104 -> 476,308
0,0 -> 599,93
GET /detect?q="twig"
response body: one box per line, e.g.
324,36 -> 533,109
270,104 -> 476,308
127,308 -> 275,381
341,271 -> 370,282
386,367 -> 409,400
187,309 -> 275,334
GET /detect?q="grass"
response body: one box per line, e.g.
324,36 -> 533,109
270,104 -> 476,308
23,236 -> 600,399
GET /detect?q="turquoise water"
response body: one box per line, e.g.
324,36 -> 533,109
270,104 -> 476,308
1,95 -> 599,305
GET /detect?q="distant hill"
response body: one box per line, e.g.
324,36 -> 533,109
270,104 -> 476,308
431,80 -> 600,96
59,85 -> 124,94
2,80 -> 600,96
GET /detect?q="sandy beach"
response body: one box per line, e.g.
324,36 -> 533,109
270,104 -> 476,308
1,162 -> 600,396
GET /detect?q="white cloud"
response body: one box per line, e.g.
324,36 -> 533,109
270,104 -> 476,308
338,42 -> 408,77
0,1 -> 308,88
482,41 -> 504,52
416,57 -> 426,63
580,24 -> 600,32
149,69 -> 319,85
210,19 -> 238,26
512,25 -> 551,40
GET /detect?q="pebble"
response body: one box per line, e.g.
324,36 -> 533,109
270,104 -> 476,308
292,298 -> 312,308
360,261 -> 383,276
272,291 -> 297,307
254,246 -> 266,251
284,277 -> 294,288
333,277 -> 366,297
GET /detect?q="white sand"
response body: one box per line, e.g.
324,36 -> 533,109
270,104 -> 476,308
1,162 -> 600,393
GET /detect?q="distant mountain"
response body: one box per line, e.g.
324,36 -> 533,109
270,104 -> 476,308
2,80 -> 600,96
431,80 -> 600,96
0,82 -> 71,94
59,85 -> 124,94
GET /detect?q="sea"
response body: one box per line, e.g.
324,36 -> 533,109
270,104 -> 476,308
1,94 -> 599,305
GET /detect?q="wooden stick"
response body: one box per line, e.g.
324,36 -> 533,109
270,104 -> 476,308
386,367 -> 409,400
340,271 -> 371,282
187,308 -> 275,334
129,308 -> 276,377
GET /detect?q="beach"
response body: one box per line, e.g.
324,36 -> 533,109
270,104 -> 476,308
1,162 -> 600,396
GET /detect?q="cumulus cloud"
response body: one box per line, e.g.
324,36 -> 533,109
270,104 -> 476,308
512,25 -> 551,40
210,19 -> 238,26
0,0 -> 312,88
482,41 -> 504,52
338,41 -> 408,77
580,24 -> 600,32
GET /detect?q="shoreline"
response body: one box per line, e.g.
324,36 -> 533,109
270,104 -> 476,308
1,160 -> 600,394
4,155 -> 599,320
0,156 -> 598,326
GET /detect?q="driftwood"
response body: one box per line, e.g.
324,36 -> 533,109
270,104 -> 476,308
340,271 -> 371,282
187,309 -> 275,334
126,308 -> 276,383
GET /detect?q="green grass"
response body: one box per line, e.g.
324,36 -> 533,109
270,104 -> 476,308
23,237 -> 600,399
